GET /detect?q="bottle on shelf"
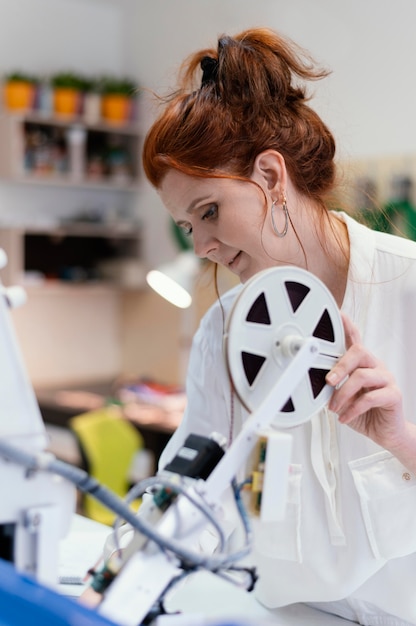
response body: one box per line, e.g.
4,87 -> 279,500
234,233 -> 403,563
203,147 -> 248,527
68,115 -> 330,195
23,124 -> 69,176
66,126 -> 86,181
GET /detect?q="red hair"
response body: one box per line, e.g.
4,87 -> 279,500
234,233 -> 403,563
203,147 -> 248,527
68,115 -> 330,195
143,28 -> 336,205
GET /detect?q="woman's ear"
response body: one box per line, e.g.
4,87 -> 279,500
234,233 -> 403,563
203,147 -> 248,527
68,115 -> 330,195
252,150 -> 287,196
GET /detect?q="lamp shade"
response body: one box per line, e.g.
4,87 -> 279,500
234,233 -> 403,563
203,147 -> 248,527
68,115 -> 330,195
146,251 -> 199,308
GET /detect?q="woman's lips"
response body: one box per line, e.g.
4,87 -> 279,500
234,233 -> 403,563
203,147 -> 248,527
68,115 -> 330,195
228,251 -> 241,270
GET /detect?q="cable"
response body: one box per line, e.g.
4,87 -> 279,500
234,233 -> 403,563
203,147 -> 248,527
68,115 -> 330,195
222,478 -> 253,566
0,440 -> 251,574
112,474 -> 227,557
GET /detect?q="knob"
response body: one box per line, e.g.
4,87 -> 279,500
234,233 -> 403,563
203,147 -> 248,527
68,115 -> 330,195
0,248 -> 7,270
1,285 -> 27,309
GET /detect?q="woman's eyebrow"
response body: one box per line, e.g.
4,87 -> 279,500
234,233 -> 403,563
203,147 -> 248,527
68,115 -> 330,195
186,195 -> 213,214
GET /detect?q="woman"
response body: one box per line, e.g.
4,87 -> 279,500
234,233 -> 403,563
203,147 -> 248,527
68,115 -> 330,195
142,28 -> 416,625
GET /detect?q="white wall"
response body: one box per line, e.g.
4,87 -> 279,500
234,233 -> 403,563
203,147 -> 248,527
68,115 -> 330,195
128,0 -> 416,160
0,0 -> 124,76
122,0 -> 416,268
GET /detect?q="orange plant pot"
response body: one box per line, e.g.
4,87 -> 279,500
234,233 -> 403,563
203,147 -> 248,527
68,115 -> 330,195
53,88 -> 80,116
4,81 -> 35,111
101,95 -> 131,124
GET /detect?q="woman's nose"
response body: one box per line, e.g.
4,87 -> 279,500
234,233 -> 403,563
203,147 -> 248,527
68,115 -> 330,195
192,229 -> 218,259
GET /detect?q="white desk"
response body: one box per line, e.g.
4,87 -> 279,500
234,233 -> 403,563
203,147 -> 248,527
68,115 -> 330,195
160,570 -> 355,625
59,515 -> 355,626
58,514 -> 113,598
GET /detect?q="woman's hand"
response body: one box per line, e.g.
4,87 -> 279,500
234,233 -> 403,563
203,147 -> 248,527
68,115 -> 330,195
325,313 -> 416,472
78,586 -> 102,607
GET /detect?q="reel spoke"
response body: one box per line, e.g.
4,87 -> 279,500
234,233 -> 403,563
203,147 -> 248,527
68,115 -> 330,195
266,279 -> 296,328
233,322 -> 277,356
294,293 -> 334,340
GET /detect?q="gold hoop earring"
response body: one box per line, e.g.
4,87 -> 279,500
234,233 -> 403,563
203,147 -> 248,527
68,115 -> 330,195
271,196 -> 289,238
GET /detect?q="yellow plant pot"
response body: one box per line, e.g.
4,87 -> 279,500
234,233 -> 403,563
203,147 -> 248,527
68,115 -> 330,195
4,81 -> 35,111
53,87 -> 80,116
101,94 -> 131,124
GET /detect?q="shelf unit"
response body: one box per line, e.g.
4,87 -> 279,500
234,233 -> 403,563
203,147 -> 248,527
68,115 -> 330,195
0,112 -> 141,191
0,224 -> 144,289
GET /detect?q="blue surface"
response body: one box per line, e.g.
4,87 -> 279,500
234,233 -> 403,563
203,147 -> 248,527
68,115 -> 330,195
0,558 -> 118,626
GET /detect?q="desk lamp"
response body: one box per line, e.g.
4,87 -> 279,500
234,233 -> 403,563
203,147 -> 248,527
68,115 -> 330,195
146,250 -> 199,309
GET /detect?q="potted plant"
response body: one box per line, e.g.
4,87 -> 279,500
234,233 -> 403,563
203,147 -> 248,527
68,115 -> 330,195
99,76 -> 138,124
50,72 -> 86,117
3,72 -> 38,112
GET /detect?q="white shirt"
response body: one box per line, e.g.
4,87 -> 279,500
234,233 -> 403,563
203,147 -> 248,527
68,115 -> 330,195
159,213 -> 416,626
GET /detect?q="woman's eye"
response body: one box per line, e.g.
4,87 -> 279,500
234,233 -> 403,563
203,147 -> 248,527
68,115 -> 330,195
202,204 -> 218,221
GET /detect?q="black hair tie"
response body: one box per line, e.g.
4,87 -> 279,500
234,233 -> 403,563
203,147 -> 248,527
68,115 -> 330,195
200,56 -> 218,87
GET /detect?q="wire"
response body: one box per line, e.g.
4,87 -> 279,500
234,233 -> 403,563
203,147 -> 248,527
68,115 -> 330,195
0,440 -> 252,575
223,478 -> 253,566
112,474 -> 227,557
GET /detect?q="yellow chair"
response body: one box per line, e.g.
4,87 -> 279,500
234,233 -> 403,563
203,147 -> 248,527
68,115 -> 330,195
69,407 -> 144,526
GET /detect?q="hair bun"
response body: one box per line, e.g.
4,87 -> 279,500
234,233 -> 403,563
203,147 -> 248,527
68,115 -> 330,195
200,56 -> 218,87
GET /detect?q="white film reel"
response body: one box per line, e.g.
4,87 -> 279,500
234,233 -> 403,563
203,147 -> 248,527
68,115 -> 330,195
224,266 -> 345,428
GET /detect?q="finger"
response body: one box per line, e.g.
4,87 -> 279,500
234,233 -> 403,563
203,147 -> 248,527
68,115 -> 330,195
340,312 -> 361,349
336,386 -> 400,424
326,314 -> 361,387
326,343 -> 377,388
328,366 -> 393,413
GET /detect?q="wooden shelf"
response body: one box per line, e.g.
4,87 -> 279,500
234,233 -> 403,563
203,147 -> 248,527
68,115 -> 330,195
0,225 -> 143,289
2,110 -> 141,135
8,173 -> 139,191
0,111 -> 141,191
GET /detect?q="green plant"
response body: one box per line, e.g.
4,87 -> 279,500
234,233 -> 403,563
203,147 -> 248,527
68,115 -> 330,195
82,76 -> 102,94
5,71 -> 38,84
99,75 -> 138,96
50,72 -> 87,90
